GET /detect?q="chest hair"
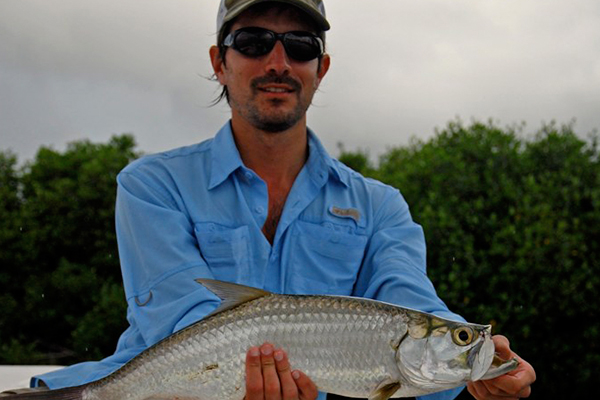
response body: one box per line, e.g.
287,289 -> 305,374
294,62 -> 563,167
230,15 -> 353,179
262,198 -> 285,245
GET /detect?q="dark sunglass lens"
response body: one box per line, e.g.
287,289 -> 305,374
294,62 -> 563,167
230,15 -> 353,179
234,29 -> 275,56
284,33 -> 322,61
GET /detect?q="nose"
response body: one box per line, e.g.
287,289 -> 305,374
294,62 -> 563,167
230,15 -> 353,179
264,40 -> 291,76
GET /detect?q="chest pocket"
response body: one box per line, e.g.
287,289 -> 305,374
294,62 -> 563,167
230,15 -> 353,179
289,220 -> 368,295
194,223 -> 250,282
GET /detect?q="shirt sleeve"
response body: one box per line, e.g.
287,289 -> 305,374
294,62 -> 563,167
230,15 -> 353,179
33,166 -> 221,389
115,169 -> 221,347
353,188 -> 466,400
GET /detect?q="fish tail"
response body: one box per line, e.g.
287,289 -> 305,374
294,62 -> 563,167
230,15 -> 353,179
0,386 -> 85,400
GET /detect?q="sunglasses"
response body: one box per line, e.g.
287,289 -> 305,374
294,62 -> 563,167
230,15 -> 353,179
223,27 -> 324,62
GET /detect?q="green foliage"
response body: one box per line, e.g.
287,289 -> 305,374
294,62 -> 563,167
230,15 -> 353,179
336,143 -> 374,176
0,135 -> 139,365
2,124 -> 597,400
340,120 -> 599,399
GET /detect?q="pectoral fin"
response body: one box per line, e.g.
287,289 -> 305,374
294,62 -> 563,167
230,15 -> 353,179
368,380 -> 401,400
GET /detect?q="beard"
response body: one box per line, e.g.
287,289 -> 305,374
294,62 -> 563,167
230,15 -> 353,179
231,74 -> 313,133
246,98 -> 306,133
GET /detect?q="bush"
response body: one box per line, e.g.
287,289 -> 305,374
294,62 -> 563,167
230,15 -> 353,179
340,120 -> 599,399
2,122 -> 597,399
0,135 -> 139,365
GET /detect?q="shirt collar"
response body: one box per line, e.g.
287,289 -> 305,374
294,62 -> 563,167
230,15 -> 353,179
306,128 -> 349,188
208,122 -> 245,190
208,121 -> 349,190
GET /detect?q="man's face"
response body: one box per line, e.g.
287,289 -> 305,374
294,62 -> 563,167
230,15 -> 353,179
210,7 -> 330,133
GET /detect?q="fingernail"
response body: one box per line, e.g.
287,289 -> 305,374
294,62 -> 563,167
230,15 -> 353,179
292,370 -> 300,380
250,347 -> 260,357
274,350 -> 283,361
261,345 -> 272,356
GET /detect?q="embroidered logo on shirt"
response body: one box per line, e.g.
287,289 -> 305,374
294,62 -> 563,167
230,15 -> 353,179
329,206 -> 361,224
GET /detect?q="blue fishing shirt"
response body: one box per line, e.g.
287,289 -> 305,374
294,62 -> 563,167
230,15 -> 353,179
34,122 -> 464,400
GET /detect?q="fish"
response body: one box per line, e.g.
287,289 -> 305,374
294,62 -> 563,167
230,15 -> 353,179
0,279 -> 518,400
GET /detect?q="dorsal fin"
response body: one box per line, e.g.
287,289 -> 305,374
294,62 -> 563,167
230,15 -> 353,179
196,279 -> 272,317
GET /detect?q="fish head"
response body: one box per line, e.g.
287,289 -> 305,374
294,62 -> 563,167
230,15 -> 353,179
395,313 -> 495,391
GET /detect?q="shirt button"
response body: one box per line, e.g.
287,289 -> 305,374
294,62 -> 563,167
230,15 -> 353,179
255,206 -> 265,214
245,172 -> 253,181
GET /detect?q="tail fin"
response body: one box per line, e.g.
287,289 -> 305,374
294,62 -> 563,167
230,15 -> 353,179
0,386 -> 84,400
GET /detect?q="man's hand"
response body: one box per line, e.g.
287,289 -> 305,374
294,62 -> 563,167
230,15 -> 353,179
467,335 -> 536,400
245,343 -> 319,400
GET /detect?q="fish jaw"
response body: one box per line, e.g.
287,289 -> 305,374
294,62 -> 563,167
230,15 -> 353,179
480,356 -> 520,380
468,326 -> 495,381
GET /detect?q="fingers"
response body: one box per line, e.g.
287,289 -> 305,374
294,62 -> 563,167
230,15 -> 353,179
468,379 -> 531,400
467,381 -> 520,400
480,357 -> 535,398
273,347 -> 318,400
492,336 -> 536,393
468,337 -> 536,399
245,346 -> 265,400
485,364 -> 534,396
244,343 -> 318,400
259,343 -> 281,400
291,369 -> 318,400
491,335 -> 512,360
274,349 -> 298,400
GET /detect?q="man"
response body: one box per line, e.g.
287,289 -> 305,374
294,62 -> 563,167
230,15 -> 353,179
34,1 -> 535,399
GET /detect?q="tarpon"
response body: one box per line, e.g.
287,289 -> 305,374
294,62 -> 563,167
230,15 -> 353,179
0,279 -> 518,399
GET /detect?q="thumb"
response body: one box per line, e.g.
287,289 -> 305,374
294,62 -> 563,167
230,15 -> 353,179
492,335 -> 513,360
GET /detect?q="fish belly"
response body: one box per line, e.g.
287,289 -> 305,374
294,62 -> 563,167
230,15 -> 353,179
90,295 -> 406,400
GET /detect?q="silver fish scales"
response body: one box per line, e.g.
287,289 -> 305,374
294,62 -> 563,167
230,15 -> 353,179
0,279 -> 518,400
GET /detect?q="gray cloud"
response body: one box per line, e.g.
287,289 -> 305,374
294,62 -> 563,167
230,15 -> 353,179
1,0 -> 599,163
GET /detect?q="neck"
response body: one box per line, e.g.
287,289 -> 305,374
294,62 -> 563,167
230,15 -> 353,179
230,114 -> 310,245
231,115 -> 308,187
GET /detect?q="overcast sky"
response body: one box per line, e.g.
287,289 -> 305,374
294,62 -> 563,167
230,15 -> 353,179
1,0 -> 599,163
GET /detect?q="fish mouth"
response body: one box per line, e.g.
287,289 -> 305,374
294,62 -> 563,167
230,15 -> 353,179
467,326 -> 495,381
480,355 -> 520,380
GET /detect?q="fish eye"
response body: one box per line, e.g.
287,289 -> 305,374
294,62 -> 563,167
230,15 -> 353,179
452,327 -> 475,346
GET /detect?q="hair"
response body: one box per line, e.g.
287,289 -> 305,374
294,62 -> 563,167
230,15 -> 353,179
210,3 -> 327,106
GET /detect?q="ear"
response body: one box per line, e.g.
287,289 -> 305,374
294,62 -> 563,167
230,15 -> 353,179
210,45 -> 227,85
316,53 -> 331,86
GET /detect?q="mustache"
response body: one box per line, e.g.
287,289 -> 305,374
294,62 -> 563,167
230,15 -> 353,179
251,75 -> 302,92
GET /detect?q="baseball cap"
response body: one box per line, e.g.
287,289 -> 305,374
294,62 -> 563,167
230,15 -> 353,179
216,0 -> 330,36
